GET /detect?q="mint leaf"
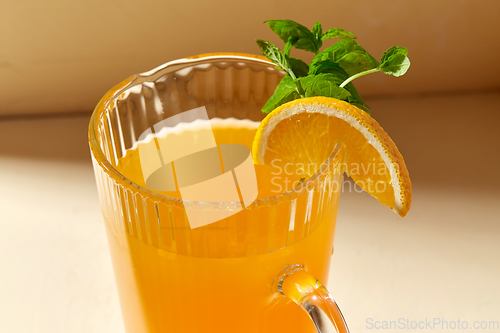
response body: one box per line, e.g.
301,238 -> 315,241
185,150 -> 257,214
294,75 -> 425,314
284,36 -> 298,57
379,46 -> 410,77
321,28 -> 357,41
300,74 -> 351,99
256,39 -> 306,97
312,21 -> 322,40
255,39 -> 293,77
265,20 -> 320,53
306,63 -> 370,112
262,75 -> 300,114
257,20 -> 409,115
308,62 -> 346,82
380,54 -> 410,76
310,39 -> 379,76
380,46 -> 408,62
309,60 -> 342,75
336,51 -> 380,76
346,88 -> 370,113
312,21 -> 323,50
289,57 -> 309,77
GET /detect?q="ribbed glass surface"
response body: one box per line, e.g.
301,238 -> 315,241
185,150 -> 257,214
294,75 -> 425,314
89,54 -> 342,258
89,54 -> 344,333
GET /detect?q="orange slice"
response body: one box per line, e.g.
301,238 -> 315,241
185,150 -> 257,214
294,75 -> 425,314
252,97 -> 412,217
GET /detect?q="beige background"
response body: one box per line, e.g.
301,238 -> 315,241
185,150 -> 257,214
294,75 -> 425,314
1,0 -> 500,116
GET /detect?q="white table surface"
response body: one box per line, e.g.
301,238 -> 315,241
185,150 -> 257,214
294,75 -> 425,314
1,93 -> 499,333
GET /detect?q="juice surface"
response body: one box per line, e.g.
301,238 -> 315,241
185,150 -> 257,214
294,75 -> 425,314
118,118 -> 304,200
104,118 -> 340,332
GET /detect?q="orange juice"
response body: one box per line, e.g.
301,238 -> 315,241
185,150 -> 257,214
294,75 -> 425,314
102,119 -> 341,332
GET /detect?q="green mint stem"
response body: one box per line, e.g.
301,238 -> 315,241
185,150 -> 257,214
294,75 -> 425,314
286,69 -> 305,97
339,67 -> 379,88
294,79 -> 305,97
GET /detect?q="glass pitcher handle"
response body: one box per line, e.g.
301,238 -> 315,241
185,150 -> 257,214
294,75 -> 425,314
275,265 -> 349,333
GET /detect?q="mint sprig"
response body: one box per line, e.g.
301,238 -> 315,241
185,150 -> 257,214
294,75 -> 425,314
256,20 -> 411,114
339,46 -> 410,88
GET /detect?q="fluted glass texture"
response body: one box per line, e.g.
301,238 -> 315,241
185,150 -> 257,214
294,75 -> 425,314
89,54 -> 343,333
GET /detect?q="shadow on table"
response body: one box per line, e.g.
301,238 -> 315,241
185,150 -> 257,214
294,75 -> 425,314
365,91 -> 500,192
0,113 -> 93,164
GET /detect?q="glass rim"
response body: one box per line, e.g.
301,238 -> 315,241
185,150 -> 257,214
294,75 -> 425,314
88,53 -> 344,209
